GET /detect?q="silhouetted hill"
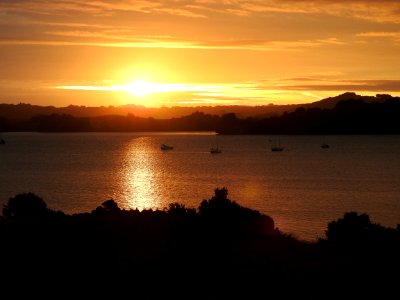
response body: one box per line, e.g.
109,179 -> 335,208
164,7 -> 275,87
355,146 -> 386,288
1,93 -> 398,121
305,92 -> 396,109
0,102 -> 290,120
1,93 -> 400,134
217,96 -> 400,134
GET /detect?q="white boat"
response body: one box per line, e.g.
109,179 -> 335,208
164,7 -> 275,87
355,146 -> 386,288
161,144 -> 173,150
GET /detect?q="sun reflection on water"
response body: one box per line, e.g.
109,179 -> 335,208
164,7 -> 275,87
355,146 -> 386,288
121,137 -> 160,211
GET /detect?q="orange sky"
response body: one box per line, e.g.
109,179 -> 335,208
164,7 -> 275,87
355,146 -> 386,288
1,0 -> 400,107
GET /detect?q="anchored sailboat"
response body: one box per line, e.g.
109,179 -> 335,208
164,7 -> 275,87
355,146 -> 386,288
161,144 -> 173,150
271,137 -> 283,152
210,135 -> 221,154
320,135 -> 330,149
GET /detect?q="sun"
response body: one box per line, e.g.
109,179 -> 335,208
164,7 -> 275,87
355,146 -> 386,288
125,80 -> 155,96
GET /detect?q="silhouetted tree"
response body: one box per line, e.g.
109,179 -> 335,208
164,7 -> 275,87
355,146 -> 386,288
3,193 -> 48,218
199,188 -> 275,235
166,203 -> 196,217
324,211 -> 400,255
92,199 -> 120,215
198,187 -> 238,218
326,212 -> 371,243
101,199 -> 120,212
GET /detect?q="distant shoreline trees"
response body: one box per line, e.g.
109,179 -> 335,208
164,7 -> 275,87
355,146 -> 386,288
1,94 -> 400,134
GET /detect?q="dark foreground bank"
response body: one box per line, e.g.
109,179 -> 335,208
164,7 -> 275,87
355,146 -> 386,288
1,188 -> 399,299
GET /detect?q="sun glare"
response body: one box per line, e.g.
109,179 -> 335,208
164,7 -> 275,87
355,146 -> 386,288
125,80 -> 154,97
121,80 -> 195,97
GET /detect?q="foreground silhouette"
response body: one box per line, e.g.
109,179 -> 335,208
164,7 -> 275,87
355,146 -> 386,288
0,189 -> 399,298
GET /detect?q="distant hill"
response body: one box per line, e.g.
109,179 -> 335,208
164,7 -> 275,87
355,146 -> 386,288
0,102 -> 292,120
305,92 -> 397,110
1,92 -> 400,134
0,93 -> 398,120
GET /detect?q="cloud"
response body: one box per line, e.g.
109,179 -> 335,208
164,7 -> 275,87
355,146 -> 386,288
197,37 -> 343,50
222,1 -> 400,24
1,0 -> 398,50
262,78 -> 400,92
43,30 -> 175,43
0,1 -> 196,18
2,0 -> 400,23
0,35 -> 344,50
34,21 -> 133,30
356,31 -> 400,43
152,7 -> 206,18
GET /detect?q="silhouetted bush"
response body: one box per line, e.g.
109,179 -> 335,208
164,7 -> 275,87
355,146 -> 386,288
199,187 -> 237,217
326,212 -> 371,243
1,189 -> 399,298
3,193 -> 48,218
166,202 -> 196,217
199,187 -> 256,220
92,199 -> 121,215
326,211 -> 399,245
199,188 -> 275,235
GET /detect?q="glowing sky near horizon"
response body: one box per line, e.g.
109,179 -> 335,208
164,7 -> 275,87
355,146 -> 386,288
1,0 -> 400,107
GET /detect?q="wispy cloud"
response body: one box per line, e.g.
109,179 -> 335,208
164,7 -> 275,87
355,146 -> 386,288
5,76 -> 399,106
216,0 -> 400,24
356,31 -> 400,43
0,39 -> 197,49
262,78 -> 400,92
197,37 -> 343,50
54,80 -> 300,105
1,0 -> 398,50
0,34 -> 344,50
0,0 -> 195,17
2,0 -> 400,22
33,21 -> 134,30
152,7 -> 206,18
54,78 -> 400,107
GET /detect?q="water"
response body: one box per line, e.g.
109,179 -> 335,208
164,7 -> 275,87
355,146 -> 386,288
1,132 -> 400,241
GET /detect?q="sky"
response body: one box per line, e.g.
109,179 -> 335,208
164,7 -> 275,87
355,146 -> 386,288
1,0 -> 400,107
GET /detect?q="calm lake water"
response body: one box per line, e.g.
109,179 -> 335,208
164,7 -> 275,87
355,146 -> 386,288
1,132 -> 400,241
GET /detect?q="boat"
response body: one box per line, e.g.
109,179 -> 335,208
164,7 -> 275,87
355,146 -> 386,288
321,143 -> 330,149
320,136 -> 329,149
271,145 -> 283,152
161,144 -> 173,151
271,137 -> 283,152
210,135 -> 222,154
210,147 -> 222,154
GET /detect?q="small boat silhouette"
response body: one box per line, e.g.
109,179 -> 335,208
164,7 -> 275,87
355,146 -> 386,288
210,147 -> 221,154
321,136 -> 329,149
210,135 -> 222,154
271,137 -> 283,152
161,144 -> 173,150
321,143 -> 330,149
